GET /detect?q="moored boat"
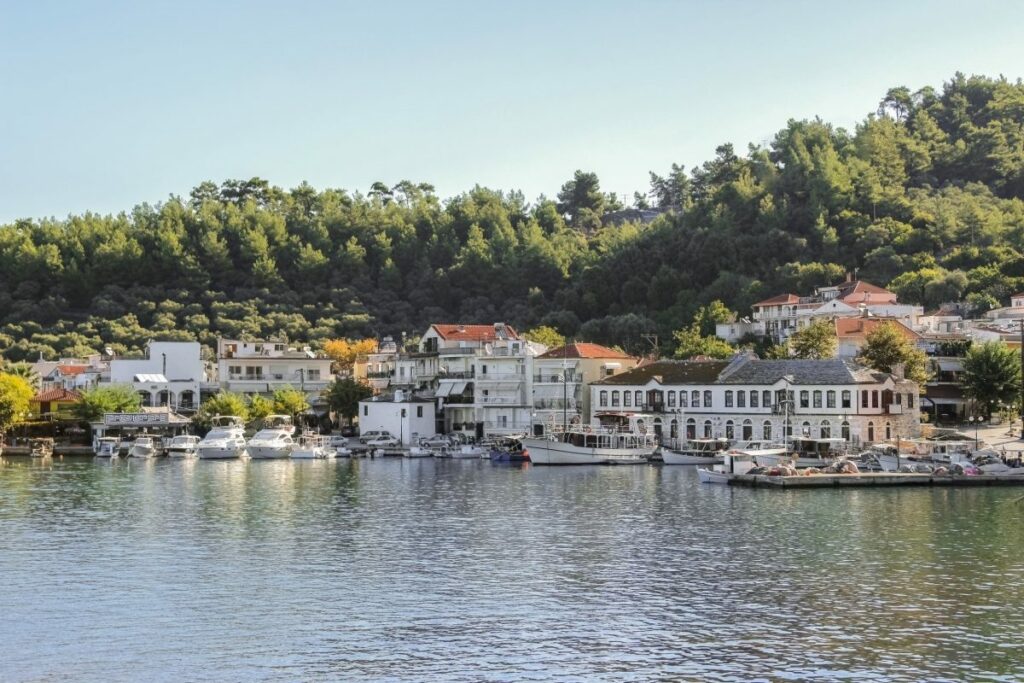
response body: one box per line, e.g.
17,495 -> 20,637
247,415 -> 296,459
197,416 -> 247,460
165,434 -> 200,458
291,433 -> 332,459
129,436 -> 159,458
94,436 -> 120,458
697,452 -> 759,484
662,438 -> 729,465
522,418 -> 656,466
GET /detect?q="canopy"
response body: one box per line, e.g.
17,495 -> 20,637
450,381 -> 468,395
435,383 -> 454,397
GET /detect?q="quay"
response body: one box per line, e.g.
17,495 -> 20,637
723,472 -> 1024,489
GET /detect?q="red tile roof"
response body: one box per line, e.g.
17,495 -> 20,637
837,280 -> 897,305
834,317 -> 920,341
430,324 -> 520,342
536,342 -> 633,360
55,365 -> 89,376
754,293 -> 800,307
30,388 -> 82,403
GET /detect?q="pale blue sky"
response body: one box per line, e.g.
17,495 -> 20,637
3,0 -> 1024,222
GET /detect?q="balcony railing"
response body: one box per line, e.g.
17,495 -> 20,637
438,371 -> 474,380
475,397 -> 525,405
366,371 -> 393,379
474,373 -> 524,381
534,399 -> 578,410
443,395 -> 474,405
532,375 -> 581,384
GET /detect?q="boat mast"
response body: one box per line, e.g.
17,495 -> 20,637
562,339 -> 570,433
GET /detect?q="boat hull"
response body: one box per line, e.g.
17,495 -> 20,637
520,437 -> 652,465
662,450 -> 723,465
197,446 -> 245,460
755,452 -> 829,469
697,468 -> 732,484
166,449 -> 197,458
247,446 -> 292,459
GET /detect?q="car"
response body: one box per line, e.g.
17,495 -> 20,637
358,430 -> 393,444
329,435 -> 350,448
365,435 -> 400,448
340,425 -> 356,437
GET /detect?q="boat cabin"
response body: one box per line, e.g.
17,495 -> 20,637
789,437 -> 846,459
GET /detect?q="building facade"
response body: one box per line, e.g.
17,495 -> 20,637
109,341 -> 205,410
216,338 -> 333,399
358,391 -> 437,445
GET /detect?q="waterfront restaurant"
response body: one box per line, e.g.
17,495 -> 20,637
590,354 -> 920,447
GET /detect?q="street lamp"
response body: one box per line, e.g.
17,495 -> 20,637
968,415 -> 979,451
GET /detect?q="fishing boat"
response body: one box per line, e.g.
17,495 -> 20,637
94,436 -> 120,458
449,444 -> 487,459
165,434 -> 200,458
875,439 -> 975,471
521,418 -> 656,466
755,437 -> 845,469
247,415 -> 296,459
488,436 -> 530,463
129,436 -> 159,458
197,416 -> 247,460
697,452 -> 759,484
291,433 -> 332,459
662,438 -> 729,465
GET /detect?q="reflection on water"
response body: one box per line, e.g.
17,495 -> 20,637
1,457 -> 1023,682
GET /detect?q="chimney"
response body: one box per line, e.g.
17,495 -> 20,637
891,363 -> 905,380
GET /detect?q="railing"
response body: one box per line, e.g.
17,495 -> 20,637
366,371 -> 393,379
532,374 -> 581,384
443,395 -> 474,405
438,371 -> 474,380
475,397 -> 524,405
534,399 -> 578,410
474,373 -> 524,381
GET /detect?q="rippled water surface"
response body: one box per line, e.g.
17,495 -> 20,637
2,456 -> 1023,682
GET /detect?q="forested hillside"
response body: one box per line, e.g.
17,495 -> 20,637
3,73 -> 1024,361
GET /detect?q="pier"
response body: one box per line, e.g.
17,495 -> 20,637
723,472 -> 1024,488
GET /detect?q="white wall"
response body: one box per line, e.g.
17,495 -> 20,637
358,400 -> 436,445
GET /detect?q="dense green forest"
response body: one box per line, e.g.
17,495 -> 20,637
3,73 -> 1024,361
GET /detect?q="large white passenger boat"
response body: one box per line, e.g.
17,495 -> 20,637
291,433 -> 333,459
247,415 -> 296,459
197,416 -> 247,460
522,418 -> 656,465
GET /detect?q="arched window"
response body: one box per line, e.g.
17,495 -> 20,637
623,391 -> 632,407
703,390 -> 712,407
679,391 -> 688,408
800,391 -> 809,408
611,391 -> 620,407
725,390 -> 734,407
813,390 -> 822,409
599,391 -> 608,407
725,420 -> 735,440
691,390 -> 700,408
763,420 -> 772,440
667,391 -> 676,408
763,390 -> 772,407
703,420 -> 712,438
826,390 -> 836,408
670,419 -> 678,439
885,422 -> 892,440
820,420 -> 831,439
802,421 -> 811,436
750,391 -> 759,408
742,419 -> 753,440
635,390 -> 643,406
867,421 -> 875,442
841,421 -> 850,441
686,418 -> 696,440
841,390 -> 851,408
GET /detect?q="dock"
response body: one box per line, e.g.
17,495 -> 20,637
724,472 -> 1024,488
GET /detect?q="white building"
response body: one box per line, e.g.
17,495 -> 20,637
216,338 -> 333,400
109,341 -> 204,410
590,355 -> 920,446
34,355 -> 107,392
358,391 -> 437,445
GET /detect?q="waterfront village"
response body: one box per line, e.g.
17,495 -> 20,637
5,274 -> 1024,476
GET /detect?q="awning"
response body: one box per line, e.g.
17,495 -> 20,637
450,381 -> 467,395
936,360 -> 962,372
436,383 -> 454,397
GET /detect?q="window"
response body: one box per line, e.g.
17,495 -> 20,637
704,390 -> 712,408
763,421 -> 772,440
802,421 -> 811,436
762,390 -> 771,407
686,418 -> 696,439
885,422 -> 892,440
872,390 -> 879,408
679,391 -> 688,408
624,391 -> 632,407
861,391 -> 869,409
668,391 -> 676,407
307,369 -> 321,380
635,391 -> 643,406
813,391 -> 822,409
725,420 -> 735,439
611,391 -> 620,407
750,391 -> 759,408
908,393 -> 915,408
670,419 -> 678,439
599,391 -> 608,407
841,421 -> 850,440
703,420 -> 712,438
867,421 -> 875,442
363,405 -> 368,416
842,391 -> 851,409
737,391 -> 746,408
827,391 -> 836,409
799,391 -> 809,408
742,419 -> 753,440
480,364 -> 487,375
691,390 -> 700,408
725,391 -> 734,408
417,406 -> 423,417
820,420 -> 831,438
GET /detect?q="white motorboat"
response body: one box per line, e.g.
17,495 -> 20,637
755,437 -> 845,469
449,444 -> 487,459
197,416 -> 247,460
166,435 -> 200,458
697,452 -> 758,484
522,419 -> 656,466
874,439 -> 975,472
247,415 -> 296,459
129,436 -> 159,458
94,436 -> 120,458
405,445 -> 433,458
291,433 -> 332,459
662,438 -> 729,465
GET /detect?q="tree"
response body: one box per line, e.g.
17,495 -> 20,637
325,378 -> 372,423
522,326 -> 565,349
3,362 -> 39,388
672,324 -> 735,360
788,319 -> 838,359
0,373 -> 34,436
72,384 -> 142,423
195,392 -> 249,428
857,322 -> 929,385
557,170 -> 605,230
272,387 -> 310,417
960,341 -> 1021,419
323,338 -> 378,372
247,394 -> 274,424
693,300 -> 736,337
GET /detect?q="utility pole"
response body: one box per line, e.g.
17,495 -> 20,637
642,334 -> 659,360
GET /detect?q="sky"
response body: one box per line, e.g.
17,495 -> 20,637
3,0 -> 1024,223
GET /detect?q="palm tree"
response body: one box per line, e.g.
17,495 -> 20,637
3,363 -> 40,389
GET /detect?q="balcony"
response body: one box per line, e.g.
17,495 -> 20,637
366,370 -> 393,379
532,374 -> 581,384
438,370 -> 474,380
474,373 -> 524,382
475,397 -> 525,406
534,399 -> 578,410
443,395 -> 474,405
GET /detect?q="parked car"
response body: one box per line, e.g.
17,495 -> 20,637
329,435 -> 350,449
359,430 -> 393,444
365,435 -> 400,448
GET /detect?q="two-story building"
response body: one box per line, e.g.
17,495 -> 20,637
531,342 -> 638,435
109,341 -> 205,410
590,355 -> 919,446
32,355 -> 108,392
216,338 -> 333,399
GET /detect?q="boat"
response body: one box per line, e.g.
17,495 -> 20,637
129,436 -> 159,458
521,419 -> 656,466
488,437 -> 530,463
662,438 -> 729,465
94,436 -> 120,458
197,416 -> 247,460
697,452 -> 759,484
755,437 -> 845,469
875,439 -> 975,472
29,438 -> 54,458
291,433 -> 332,459
247,415 -> 296,459
165,435 -> 200,458
449,444 -> 487,459
405,445 -> 433,458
